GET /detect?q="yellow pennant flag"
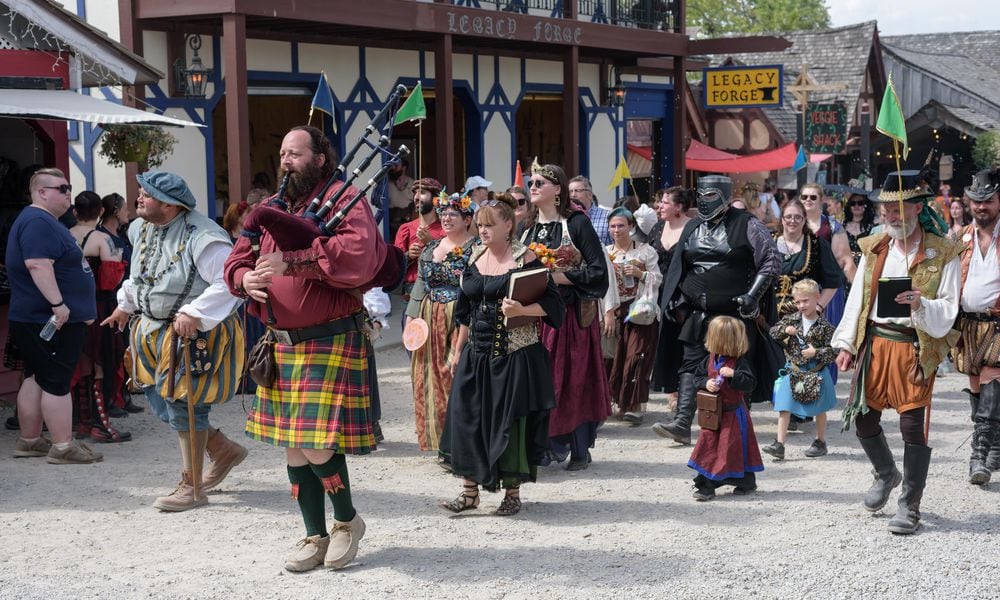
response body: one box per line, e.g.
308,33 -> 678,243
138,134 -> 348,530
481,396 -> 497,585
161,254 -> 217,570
608,155 -> 632,191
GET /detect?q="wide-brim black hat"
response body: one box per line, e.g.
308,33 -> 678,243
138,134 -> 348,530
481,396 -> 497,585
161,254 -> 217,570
965,168 -> 1000,202
874,170 -> 934,204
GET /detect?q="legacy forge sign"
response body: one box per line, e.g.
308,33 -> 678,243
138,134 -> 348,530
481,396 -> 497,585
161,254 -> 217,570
703,65 -> 783,109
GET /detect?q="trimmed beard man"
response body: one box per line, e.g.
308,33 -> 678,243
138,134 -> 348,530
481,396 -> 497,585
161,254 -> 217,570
832,170 -> 962,535
951,168 -> 1000,484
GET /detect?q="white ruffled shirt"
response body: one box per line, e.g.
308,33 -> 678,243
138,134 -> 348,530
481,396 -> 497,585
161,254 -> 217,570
961,222 -> 1000,313
831,235 -> 961,355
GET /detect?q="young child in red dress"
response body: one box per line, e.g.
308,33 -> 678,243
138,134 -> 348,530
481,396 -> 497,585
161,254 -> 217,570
688,316 -> 764,500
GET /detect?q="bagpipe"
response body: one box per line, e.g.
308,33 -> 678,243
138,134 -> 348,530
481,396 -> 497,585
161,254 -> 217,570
241,83 -> 410,297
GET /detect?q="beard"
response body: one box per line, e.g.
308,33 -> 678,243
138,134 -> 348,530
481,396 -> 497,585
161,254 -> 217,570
418,199 -> 435,216
884,218 -> 918,240
281,162 -> 324,206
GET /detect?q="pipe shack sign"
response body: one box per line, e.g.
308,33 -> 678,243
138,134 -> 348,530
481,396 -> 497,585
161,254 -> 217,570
703,65 -> 783,109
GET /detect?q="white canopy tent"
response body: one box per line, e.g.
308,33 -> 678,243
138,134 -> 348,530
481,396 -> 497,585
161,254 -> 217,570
0,90 -> 201,127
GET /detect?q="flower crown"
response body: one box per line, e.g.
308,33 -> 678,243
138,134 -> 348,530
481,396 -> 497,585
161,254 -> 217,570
433,192 -> 474,214
531,157 -> 558,183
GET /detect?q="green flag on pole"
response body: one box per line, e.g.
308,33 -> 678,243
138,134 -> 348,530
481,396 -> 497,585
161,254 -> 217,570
876,75 -> 908,160
394,82 -> 426,125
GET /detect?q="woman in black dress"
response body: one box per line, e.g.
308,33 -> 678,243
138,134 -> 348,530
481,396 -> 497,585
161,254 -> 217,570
842,190 -> 875,272
648,187 -> 692,398
439,194 -> 564,516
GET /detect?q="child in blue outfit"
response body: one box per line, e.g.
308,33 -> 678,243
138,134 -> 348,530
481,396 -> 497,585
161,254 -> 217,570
763,279 -> 839,460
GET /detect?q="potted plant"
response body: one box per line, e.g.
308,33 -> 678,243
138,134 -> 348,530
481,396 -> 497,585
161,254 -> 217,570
98,124 -> 177,169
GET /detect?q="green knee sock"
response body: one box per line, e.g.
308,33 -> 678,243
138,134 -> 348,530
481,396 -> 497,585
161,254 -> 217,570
309,453 -> 356,523
287,464 -> 327,537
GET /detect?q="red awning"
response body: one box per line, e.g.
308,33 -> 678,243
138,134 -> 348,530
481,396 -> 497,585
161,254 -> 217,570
687,141 -> 800,173
686,141 -> 831,173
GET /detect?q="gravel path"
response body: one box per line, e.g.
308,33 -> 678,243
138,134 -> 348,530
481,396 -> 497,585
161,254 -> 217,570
1,347 -> 998,599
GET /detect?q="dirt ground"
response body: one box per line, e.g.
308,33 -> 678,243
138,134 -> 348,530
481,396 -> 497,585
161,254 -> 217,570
1,347 -> 999,599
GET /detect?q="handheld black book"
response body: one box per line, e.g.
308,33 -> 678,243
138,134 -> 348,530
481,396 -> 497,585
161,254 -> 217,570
876,276 -> 912,319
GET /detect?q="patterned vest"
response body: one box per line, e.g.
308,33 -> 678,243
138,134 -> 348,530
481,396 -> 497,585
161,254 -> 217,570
855,231 -> 963,376
128,210 -> 232,332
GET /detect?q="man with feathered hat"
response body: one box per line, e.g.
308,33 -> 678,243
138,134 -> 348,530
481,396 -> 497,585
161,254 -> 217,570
832,169 -> 962,535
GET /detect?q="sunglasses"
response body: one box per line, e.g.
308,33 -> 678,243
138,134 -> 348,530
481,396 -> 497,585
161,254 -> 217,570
43,184 -> 73,194
849,200 -> 867,207
800,194 -> 819,201
527,179 -> 548,189
515,197 -> 527,206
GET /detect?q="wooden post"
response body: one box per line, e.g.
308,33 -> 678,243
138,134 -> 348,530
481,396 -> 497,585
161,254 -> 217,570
563,45 -> 580,177
165,31 -> 185,98
434,34 -> 455,192
565,0 -> 578,19
118,0 -> 143,218
673,56 -> 687,186
223,14 -> 251,209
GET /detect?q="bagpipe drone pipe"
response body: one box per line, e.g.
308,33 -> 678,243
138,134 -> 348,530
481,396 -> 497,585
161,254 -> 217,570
241,84 -> 410,293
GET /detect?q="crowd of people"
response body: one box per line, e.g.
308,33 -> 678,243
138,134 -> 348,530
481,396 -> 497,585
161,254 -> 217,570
5,123 -> 1000,571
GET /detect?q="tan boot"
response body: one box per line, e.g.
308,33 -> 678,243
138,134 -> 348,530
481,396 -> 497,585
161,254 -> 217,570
153,471 -> 208,512
324,512 -> 366,569
203,428 -> 249,490
284,535 -> 330,572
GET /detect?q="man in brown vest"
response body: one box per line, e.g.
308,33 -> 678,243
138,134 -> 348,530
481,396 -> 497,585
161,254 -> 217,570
952,168 -> 1000,484
832,170 -> 962,535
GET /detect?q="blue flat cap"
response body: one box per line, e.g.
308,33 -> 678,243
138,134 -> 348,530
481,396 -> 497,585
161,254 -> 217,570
136,171 -> 197,210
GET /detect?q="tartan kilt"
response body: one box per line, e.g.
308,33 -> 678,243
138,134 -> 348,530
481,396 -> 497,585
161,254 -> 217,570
130,313 -> 244,406
246,330 -> 375,453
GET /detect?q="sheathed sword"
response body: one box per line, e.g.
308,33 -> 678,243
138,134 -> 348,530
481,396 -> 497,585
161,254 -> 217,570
182,338 -> 201,500
166,329 -> 179,401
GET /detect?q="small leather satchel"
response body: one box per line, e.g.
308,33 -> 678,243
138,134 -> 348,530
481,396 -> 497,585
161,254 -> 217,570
247,329 -> 277,388
576,299 -> 598,328
696,389 -> 721,431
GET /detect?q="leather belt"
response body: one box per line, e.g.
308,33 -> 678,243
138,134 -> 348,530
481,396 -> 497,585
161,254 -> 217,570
271,313 -> 365,346
960,310 -> 1000,322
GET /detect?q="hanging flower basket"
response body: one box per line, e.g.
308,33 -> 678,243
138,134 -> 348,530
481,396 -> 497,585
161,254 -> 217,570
98,124 -> 177,169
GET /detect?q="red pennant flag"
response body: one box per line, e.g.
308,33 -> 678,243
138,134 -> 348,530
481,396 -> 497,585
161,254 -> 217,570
514,160 -> 525,190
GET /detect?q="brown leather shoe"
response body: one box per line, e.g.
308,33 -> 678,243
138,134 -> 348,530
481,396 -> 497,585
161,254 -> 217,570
153,471 -> 208,512
202,429 -> 249,490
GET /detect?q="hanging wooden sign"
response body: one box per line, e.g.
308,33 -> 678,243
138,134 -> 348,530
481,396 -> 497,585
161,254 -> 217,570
702,65 -> 783,109
805,101 -> 847,154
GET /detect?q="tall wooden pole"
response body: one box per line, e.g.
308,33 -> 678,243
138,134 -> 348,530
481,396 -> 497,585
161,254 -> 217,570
223,14 -> 251,210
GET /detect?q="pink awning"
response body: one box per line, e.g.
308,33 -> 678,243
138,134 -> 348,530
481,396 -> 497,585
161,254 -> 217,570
686,141 -> 798,173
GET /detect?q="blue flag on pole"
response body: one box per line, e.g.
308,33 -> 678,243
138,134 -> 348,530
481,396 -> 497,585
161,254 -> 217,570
310,72 -> 335,120
793,145 -> 807,172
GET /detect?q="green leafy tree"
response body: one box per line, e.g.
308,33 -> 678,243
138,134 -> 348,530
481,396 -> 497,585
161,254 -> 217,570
972,130 -> 1000,169
687,0 -> 830,36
